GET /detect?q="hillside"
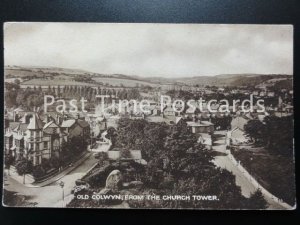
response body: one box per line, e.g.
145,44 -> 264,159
5,66 -> 293,88
172,74 -> 292,87
4,66 -> 157,87
93,77 -> 157,87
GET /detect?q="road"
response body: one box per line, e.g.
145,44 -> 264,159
211,131 -> 286,210
4,153 -> 98,207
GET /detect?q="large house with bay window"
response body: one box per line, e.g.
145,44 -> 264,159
5,111 -> 90,166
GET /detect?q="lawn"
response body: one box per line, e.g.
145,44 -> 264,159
93,77 -> 157,87
21,77 -> 157,88
21,78 -> 96,86
231,148 -> 296,206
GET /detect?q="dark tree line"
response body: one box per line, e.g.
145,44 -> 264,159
112,118 -> 268,209
244,115 -> 293,156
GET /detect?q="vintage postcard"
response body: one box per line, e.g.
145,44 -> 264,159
2,23 -> 295,209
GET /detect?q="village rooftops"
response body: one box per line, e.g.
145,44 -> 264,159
4,132 -> 13,137
27,113 -> 44,130
12,107 -> 25,113
14,133 -> 24,140
13,123 -> 29,132
9,122 -> 22,130
185,106 -> 197,114
61,119 -> 76,128
175,116 -> 183,124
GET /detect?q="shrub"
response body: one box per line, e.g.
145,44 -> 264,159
49,157 -> 60,169
120,149 -> 131,159
32,165 -> 46,179
15,158 -> 32,175
41,158 -> 51,172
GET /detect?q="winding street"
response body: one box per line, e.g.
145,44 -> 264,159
4,130 -> 289,209
4,153 -> 98,207
211,131 -> 288,210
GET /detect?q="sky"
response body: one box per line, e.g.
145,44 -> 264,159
4,23 -> 293,77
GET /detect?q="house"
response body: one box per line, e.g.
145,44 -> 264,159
267,91 -> 275,97
186,120 -> 214,135
42,120 -> 68,159
5,113 -> 45,165
163,105 -> 178,117
151,105 -> 162,116
5,111 -> 90,166
146,115 -> 177,125
107,149 -> 147,165
259,91 -> 266,97
61,118 -> 90,140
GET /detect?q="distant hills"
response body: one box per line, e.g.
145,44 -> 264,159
173,74 -> 292,87
5,66 -> 293,88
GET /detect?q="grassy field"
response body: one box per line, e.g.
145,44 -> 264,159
232,148 -> 296,206
21,78 -> 96,86
20,77 -> 157,88
93,77 -> 157,87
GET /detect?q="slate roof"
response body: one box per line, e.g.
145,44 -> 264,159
77,120 -> 89,128
13,123 -> 29,132
27,114 -> 44,130
61,119 -> 76,128
9,122 -> 20,130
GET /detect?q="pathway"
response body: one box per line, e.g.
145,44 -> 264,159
4,153 -> 98,207
211,130 -> 290,210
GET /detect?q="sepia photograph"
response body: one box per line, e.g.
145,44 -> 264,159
2,22 -> 295,209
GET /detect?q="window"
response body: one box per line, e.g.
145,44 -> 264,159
43,141 -> 48,149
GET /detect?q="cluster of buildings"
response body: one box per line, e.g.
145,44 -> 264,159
4,108 -> 90,166
4,81 -> 294,181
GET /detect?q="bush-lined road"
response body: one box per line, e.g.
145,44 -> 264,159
4,153 -> 98,207
211,131 -> 288,210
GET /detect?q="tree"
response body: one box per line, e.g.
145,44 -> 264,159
5,90 -> 17,107
127,88 -> 141,100
4,155 -> 14,175
244,120 -> 266,144
247,190 -> 268,209
16,89 -> 25,106
47,85 -> 51,94
263,116 -> 293,156
52,87 -> 56,96
14,79 -> 21,85
113,118 -> 251,209
57,85 -> 61,97
15,158 -> 32,184
245,116 -> 293,156
105,127 -> 117,146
